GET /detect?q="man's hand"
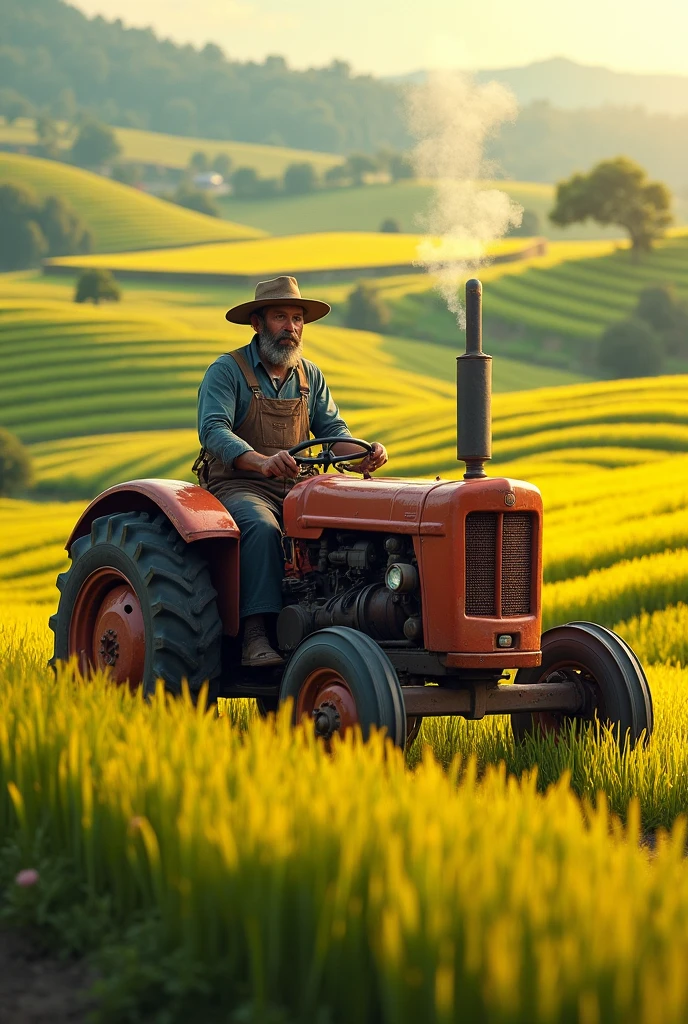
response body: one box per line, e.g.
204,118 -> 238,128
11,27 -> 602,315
234,449 -> 300,479
359,442 -> 388,475
261,450 -> 300,479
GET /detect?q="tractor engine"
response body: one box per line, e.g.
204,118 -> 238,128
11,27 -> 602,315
277,532 -> 422,652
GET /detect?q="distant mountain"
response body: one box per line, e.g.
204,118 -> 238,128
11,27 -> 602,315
391,59 -> 688,117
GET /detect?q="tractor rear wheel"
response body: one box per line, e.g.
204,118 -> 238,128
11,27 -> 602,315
50,510 -> 222,697
279,626 -> 407,747
511,621 -> 653,748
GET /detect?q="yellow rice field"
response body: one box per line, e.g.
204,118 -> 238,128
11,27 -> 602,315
44,233 -> 536,278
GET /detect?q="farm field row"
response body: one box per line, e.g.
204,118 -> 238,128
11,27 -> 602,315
2,643 -> 688,1023
0,153 -> 262,252
44,233 -> 539,281
377,232 -> 688,376
0,282 -> 585,456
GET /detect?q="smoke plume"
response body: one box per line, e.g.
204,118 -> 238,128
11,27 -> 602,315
407,72 -> 522,326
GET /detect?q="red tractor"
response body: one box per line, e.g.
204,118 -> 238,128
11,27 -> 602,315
50,281 -> 653,749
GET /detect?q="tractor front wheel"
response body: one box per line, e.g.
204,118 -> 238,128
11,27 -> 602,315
511,621 -> 653,748
50,511 -> 222,696
279,627 -> 407,747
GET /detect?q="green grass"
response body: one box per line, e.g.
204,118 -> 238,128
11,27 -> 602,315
216,179 -> 638,239
0,153 -> 262,252
0,117 -> 340,177
218,180 -> 688,238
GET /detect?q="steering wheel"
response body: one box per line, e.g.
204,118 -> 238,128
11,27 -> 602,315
287,437 -> 373,473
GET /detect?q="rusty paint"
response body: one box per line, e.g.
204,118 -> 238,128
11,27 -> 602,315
65,480 -> 241,637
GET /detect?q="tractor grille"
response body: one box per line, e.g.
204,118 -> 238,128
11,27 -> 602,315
501,514 -> 533,616
465,511 -> 534,617
465,513 -> 498,615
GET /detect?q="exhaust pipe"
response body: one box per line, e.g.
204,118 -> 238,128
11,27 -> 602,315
457,278 -> 492,480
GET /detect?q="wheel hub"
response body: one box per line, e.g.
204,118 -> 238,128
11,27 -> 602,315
69,568 -> 146,689
296,667 -> 360,739
99,628 -> 120,666
313,699 -> 341,739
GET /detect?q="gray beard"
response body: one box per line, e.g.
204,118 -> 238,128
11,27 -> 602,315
257,328 -> 303,368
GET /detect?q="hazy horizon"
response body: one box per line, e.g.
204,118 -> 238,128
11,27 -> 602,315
69,0 -> 688,78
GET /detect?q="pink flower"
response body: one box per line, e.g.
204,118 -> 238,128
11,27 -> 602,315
15,868 -> 39,887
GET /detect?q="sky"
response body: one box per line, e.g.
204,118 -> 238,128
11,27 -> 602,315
71,0 -> 688,78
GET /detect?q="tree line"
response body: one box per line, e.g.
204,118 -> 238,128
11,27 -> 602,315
1,0 -> 406,154
3,0 -> 688,190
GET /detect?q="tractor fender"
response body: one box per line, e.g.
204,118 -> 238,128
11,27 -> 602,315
66,479 -> 240,636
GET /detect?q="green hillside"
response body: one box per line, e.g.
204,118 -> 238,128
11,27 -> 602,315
384,233 -> 688,375
0,153 -> 263,251
0,119 -> 341,176
217,180 -> 630,239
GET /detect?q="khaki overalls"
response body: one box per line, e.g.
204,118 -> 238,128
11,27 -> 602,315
196,348 -> 311,619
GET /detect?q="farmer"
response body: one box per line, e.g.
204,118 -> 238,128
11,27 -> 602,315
195,276 -> 388,667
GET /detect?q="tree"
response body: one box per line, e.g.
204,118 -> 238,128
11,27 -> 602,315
75,269 -> 121,305
379,217 -> 401,233
0,183 -> 47,270
283,162 -> 317,195
35,113 -> 60,159
344,153 -> 378,186
598,318 -> 663,378
188,150 -> 209,173
635,285 -> 688,358
231,166 -> 260,199
212,152 -> 232,178
70,119 -> 121,167
111,162 -> 143,187
0,428 -> 33,497
0,88 -> 33,124
161,97 -> 197,136
38,195 -> 93,256
550,157 -> 673,255
324,164 -> 348,187
172,185 -> 220,217
345,282 -> 390,333
51,87 -> 77,122
389,153 -> 414,181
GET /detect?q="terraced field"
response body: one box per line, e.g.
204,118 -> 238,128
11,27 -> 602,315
384,233 -> 688,372
0,282 -> 583,485
0,153 -> 262,251
44,233 -> 537,281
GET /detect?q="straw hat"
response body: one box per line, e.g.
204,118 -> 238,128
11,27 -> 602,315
225,276 -> 331,325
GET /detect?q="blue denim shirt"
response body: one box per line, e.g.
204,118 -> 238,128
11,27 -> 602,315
197,336 -> 350,468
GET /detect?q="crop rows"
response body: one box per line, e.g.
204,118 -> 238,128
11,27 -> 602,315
0,153 -> 261,252
483,234 -> 688,339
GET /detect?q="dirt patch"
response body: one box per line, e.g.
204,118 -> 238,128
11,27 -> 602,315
0,930 -> 94,1024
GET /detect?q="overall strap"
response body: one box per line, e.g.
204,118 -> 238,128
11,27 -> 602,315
229,349 -> 262,395
296,361 -> 310,398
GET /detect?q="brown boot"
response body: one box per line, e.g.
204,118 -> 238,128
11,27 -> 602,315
241,621 -> 284,668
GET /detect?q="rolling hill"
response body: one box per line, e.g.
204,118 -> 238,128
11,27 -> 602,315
0,153 -> 263,251
0,119 -> 341,177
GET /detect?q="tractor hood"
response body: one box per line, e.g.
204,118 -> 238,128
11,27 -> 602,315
283,474 -> 542,539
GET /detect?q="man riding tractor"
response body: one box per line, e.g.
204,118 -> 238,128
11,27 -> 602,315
194,276 -> 388,669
